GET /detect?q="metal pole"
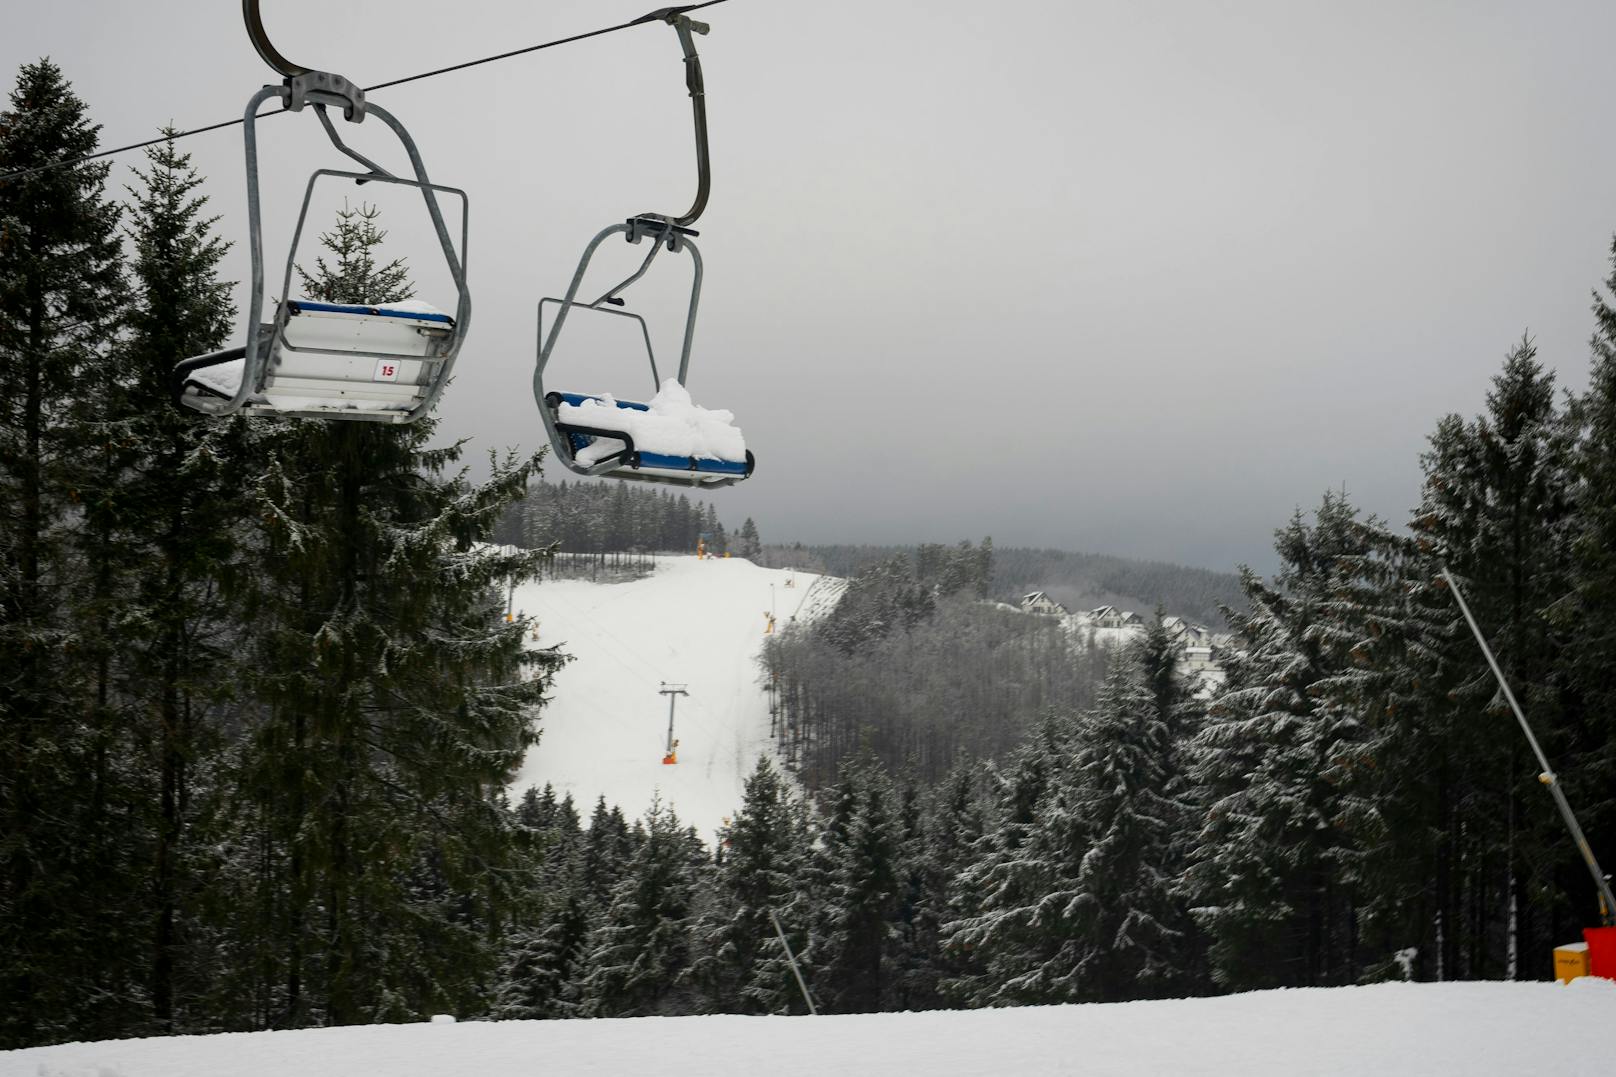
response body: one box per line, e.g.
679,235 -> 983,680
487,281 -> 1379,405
659,682 -> 688,756
767,909 -> 817,1015
1441,567 -> 1616,925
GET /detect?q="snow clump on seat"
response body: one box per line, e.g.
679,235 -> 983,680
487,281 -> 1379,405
562,379 -> 747,466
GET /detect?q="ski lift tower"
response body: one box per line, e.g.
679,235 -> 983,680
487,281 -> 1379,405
659,682 -> 688,764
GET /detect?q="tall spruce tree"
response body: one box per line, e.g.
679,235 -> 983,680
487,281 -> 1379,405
1308,511 -> 1456,981
494,891 -> 592,1021
942,715 -> 1071,1006
1188,495 -> 1370,990
899,761 -> 984,1010
689,757 -> 814,1013
115,129 -> 248,1033
947,659 -> 1187,1005
295,201 -> 413,305
736,517 -> 762,561
0,59 -> 132,1049
574,797 -> 703,1017
214,201 -> 559,1027
811,758 -> 902,1013
1408,340 -> 1576,979
1560,240 -> 1616,933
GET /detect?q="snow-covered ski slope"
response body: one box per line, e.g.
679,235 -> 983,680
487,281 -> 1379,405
8,980 -> 1612,1076
510,556 -> 840,836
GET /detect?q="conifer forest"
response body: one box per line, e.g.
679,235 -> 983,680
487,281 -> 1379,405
5,53 -> 1616,1053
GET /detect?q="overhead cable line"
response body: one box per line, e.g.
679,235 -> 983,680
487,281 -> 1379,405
0,1 -> 731,184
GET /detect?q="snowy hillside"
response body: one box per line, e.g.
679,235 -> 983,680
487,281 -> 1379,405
510,556 -> 840,835
8,980 -> 1611,1076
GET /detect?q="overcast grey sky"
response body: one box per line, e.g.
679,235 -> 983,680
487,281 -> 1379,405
7,1 -> 1616,572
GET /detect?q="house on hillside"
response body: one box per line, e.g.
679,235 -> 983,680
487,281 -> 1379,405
1157,614 -> 1225,680
1021,591 -> 1068,617
1089,605 -> 1142,629
1162,615 -> 1214,649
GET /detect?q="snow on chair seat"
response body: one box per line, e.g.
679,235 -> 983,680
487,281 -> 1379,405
176,299 -> 455,420
546,380 -> 754,484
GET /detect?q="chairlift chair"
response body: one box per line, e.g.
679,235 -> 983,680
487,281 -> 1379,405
533,10 -> 754,488
174,1 -> 470,424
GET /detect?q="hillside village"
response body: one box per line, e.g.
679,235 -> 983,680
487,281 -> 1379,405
1018,591 -> 1230,693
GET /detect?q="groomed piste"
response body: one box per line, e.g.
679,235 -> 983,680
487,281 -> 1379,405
6,980 -> 1611,1076
509,555 -> 839,837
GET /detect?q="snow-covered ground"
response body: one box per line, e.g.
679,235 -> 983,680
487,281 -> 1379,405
8,980 -> 1611,1076
510,556 -> 836,836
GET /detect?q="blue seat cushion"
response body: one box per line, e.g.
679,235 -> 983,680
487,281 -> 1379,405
286,300 -> 455,326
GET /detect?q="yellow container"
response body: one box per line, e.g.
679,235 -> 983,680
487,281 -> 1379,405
1554,941 -> 1590,983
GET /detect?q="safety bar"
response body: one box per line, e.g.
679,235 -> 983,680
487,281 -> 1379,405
538,299 -> 661,388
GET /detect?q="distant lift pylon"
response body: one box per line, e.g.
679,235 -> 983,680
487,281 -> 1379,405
534,9 -> 755,488
659,682 -> 688,764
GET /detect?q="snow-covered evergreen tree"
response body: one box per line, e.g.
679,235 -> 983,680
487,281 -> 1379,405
948,657 -> 1186,1005
1059,657 -> 1187,1000
941,715 -> 1070,1006
494,891 -> 592,1020
896,761 -> 984,1009
1407,340 -> 1576,978
0,59 -> 134,1049
108,128 -> 251,1034
575,797 -> 704,1017
1188,495 -> 1372,989
808,758 -> 903,1013
217,202 -> 560,1026
689,757 -> 814,1013
736,517 -> 762,561
580,797 -> 638,907
295,200 -> 413,304
1562,239 -> 1616,931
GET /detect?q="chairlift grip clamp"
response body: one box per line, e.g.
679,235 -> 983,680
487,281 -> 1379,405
667,15 -> 709,102
244,4 -> 365,119
282,71 -> 367,122
626,213 -> 697,252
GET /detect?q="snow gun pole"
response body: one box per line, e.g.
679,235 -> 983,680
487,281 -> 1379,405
768,908 -> 817,1015
1441,567 -> 1616,926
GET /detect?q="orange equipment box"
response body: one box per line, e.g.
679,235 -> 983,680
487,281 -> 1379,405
1555,942 -> 1590,983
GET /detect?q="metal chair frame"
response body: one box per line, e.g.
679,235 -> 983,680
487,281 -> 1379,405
531,10 -> 750,488
176,3 -> 470,424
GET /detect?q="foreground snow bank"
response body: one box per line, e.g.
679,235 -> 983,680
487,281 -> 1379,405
562,379 -> 748,465
7,980 -> 1612,1077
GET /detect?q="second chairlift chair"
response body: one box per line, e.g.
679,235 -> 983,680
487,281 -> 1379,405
174,0 -> 471,424
533,9 -> 755,489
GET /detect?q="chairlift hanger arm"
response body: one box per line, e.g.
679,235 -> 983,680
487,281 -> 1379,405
243,0 -> 309,77
629,8 -> 712,228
